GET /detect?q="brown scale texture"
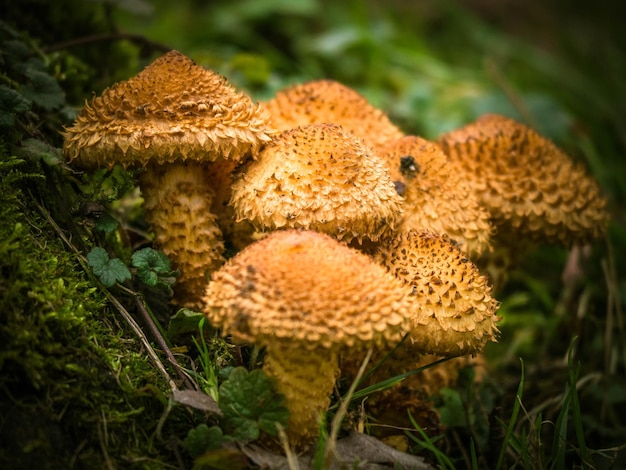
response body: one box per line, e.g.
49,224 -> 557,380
262,79 -> 405,151
63,50 -> 274,169
203,229 -> 414,448
230,123 -> 404,244
379,136 -> 492,257
438,114 -> 609,244
140,162 -> 225,308
374,230 -> 500,357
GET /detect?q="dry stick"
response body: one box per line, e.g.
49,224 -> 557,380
43,32 -> 171,54
117,284 -> 196,390
32,197 -> 178,392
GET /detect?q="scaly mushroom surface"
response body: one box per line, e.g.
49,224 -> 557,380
203,229 -> 413,449
230,123 -> 404,244
63,50 -> 274,307
437,113 -> 609,244
262,79 -> 405,151
378,136 -> 492,257
374,229 -> 500,357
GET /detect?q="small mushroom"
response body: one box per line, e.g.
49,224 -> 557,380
437,113 -> 610,244
374,229 -> 500,357
203,229 -> 413,448
262,79 -> 405,151
229,123 -> 404,244
63,50 -> 274,307
378,136 -> 492,257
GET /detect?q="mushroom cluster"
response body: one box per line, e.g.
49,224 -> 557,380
63,51 -> 610,451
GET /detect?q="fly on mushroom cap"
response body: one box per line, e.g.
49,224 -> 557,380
203,229 -> 413,448
262,79 -> 405,151
437,113 -> 610,244
378,136 -> 492,257
229,122 -> 404,244
62,50 -> 275,307
374,229 -> 500,357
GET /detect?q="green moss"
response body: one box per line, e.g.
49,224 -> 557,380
0,156 -> 192,469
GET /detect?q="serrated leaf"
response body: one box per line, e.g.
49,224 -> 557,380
93,213 -> 119,233
184,424 -> 232,458
131,247 -> 172,286
218,367 -> 289,443
0,85 -> 32,128
87,247 -> 131,288
21,67 -> 65,111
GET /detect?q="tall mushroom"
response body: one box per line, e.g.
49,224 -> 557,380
378,136 -> 492,257
437,114 -> 609,243
374,229 -> 500,357
203,229 -> 413,449
437,114 -> 610,289
262,79 -> 405,152
229,123 -> 404,245
63,50 -> 274,307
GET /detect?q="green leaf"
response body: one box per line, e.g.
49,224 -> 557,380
87,247 -> 131,288
93,213 -> 119,233
21,67 -> 65,111
131,247 -> 172,286
218,367 -> 289,443
184,424 -> 232,458
14,138 -> 63,166
0,85 -> 32,128
437,388 -> 468,428
168,308 -> 204,337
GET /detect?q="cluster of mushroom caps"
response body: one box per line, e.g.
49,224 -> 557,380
63,50 -> 610,450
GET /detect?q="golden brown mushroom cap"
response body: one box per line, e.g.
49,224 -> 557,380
374,230 -> 500,357
378,136 -> 492,256
63,50 -> 274,168
204,229 -> 413,448
229,123 -> 404,243
438,114 -> 609,244
262,79 -> 405,151
204,229 -> 411,349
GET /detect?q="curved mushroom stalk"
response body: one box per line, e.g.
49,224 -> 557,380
139,161 -> 225,308
263,343 -> 340,448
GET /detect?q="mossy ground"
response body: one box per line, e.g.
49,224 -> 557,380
0,154 -> 197,468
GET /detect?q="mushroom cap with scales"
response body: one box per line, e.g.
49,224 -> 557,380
229,122 -> 404,244
63,49 -> 274,168
437,113 -> 609,245
378,136 -> 492,257
374,229 -> 500,357
261,79 -> 405,152
203,229 -> 413,448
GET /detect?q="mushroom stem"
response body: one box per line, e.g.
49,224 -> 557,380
263,343 -> 340,449
139,161 -> 226,308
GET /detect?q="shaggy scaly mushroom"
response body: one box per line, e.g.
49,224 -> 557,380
262,79 -> 405,151
437,113 -> 609,244
229,123 -> 403,244
378,136 -> 492,257
437,113 -> 610,289
374,229 -> 500,357
63,50 -> 274,307
203,229 -> 413,449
